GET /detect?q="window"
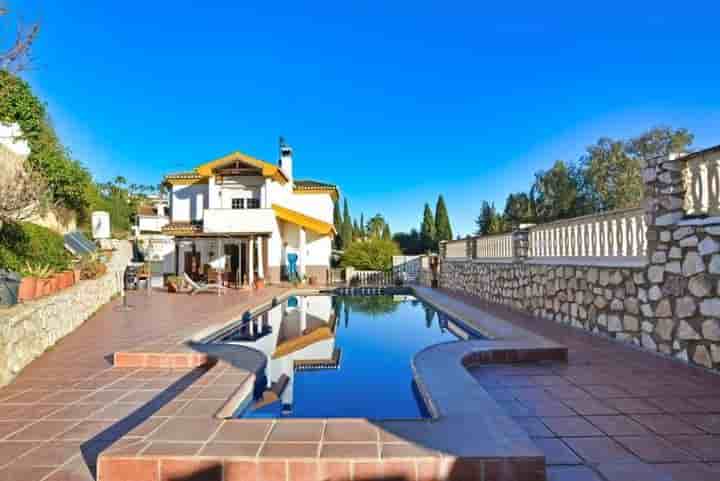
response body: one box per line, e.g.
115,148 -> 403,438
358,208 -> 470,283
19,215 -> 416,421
231,198 -> 243,209
246,198 -> 260,209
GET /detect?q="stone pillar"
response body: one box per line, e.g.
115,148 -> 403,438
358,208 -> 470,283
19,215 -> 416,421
512,228 -> 530,262
642,152 -> 686,254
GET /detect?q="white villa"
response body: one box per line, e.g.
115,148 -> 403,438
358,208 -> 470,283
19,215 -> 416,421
161,141 -> 338,285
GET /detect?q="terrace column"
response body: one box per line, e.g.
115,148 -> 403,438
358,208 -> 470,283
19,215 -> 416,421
248,236 -> 255,287
299,227 -> 307,277
257,236 -> 264,279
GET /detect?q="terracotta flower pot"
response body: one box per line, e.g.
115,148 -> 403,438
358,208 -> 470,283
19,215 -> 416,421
18,276 -> 37,302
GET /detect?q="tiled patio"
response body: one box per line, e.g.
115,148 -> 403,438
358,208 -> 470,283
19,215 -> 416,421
0,287 -> 286,481
450,290 -> 720,481
1,285 -> 720,481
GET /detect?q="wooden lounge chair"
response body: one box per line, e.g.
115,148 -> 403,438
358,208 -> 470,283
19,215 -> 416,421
183,273 -> 226,296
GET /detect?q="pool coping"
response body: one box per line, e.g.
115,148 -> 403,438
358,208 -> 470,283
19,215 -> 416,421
100,286 -> 567,481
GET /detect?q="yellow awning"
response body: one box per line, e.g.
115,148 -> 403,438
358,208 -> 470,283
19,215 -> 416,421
272,204 -> 335,236
272,326 -> 334,359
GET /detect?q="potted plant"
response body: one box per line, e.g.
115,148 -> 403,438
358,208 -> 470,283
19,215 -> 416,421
254,277 -> 265,290
167,275 -> 185,293
28,264 -> 53,298
18,262 -> 39,302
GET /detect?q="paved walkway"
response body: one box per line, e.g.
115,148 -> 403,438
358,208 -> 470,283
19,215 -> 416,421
0,286 -> 286,481
438,289 -> 720,481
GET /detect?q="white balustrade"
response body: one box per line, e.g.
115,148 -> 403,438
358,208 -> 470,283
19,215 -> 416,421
528,207 -> 646,260
684,149 -> 720,216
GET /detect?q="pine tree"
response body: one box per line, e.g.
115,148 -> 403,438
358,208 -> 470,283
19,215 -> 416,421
420,203 -> 436,252
341,199 -> 353,249
435,195 -> 453,242
333,198 -> 342,249
382,224 -> 391,241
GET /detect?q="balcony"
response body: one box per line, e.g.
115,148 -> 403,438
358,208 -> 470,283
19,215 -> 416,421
203,208 -> 276,234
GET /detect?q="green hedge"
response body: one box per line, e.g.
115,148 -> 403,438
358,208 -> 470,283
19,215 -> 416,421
0,222 -> 71,273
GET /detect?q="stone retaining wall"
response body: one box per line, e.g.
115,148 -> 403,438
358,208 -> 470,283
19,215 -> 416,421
0,241 -> 131,386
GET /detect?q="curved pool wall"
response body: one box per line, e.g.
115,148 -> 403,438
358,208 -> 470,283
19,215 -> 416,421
206,290 -> 485,420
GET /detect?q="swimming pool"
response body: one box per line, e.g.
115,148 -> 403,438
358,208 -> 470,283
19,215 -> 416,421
213,293 -> 480,419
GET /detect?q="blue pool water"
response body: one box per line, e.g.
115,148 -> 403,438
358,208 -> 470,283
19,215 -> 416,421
215,294 -> 479,419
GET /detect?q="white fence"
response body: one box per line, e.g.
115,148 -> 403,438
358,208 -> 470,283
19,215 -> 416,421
683,148 -> 720,216
528,207 -> 646,259
476,233 -> 514,258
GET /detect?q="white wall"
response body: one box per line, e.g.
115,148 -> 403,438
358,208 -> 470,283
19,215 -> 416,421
171,184 -> 208,222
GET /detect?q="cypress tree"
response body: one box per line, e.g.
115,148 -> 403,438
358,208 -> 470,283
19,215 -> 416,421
420,203 -> 436,251
341,199 -> 353,249
333,198 -> 342,249
435,195 -> 453,242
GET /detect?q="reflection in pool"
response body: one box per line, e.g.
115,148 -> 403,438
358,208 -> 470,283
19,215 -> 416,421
214,294 -> 479,419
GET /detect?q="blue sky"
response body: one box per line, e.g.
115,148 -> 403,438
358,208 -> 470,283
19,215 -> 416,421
11,0 -> 720,236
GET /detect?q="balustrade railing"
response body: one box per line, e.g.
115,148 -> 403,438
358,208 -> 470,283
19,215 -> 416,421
528,207 -> 646,259
683,148 -> 720,216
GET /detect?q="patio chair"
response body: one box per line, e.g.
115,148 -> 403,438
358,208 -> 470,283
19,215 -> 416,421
183,272 -> 226,296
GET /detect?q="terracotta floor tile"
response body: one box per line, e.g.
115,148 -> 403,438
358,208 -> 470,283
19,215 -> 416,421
631,414 -> 704,435
320,443 -> 378,459
541,417 -> 605,437
585,415 -> 650,436
11,442 -> 81,467
666,435 -> 720,461
562,398 -> 619,416
562,437 -> 636,464
7,421 -> 78,441
260,442 -> 319,458
595,462 -> 673,481
0,441 -> 38,466
614,435 -> 699,463
581,385 -> 630,399
149,418 -> 221,442
532,438 -> 581,465
57,420 -> 116,441
0,465 -> 55,481
199,442 -> 260,457
547,465 -> 603,481
267,421 -> 324,443
513,417 -> 554,437
676,414 -> 720,434
212,421 -> 272,443
141,441 -> 202,456
523,400 -> 576,417
323,421 -> 377,442
603,398 -> 664,414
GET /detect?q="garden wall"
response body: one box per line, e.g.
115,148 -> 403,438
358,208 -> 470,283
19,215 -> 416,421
0,241 -> 131,386
439,150 -> 720,373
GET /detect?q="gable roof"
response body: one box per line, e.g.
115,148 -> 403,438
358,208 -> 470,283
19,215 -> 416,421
293,179 -> 339,200
195,151 -> 288,183
164,150 -> 288,185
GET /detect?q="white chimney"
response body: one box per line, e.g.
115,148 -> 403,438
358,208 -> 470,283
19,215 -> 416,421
279,137 -> 293,184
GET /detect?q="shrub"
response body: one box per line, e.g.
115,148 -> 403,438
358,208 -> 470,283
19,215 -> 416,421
0,221 -> 71,272
340,238 -> 401,271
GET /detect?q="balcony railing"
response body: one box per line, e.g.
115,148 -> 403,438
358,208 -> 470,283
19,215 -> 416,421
203,208 -> 276,234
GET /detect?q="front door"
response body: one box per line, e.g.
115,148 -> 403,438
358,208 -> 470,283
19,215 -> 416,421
224,244 -> 240,286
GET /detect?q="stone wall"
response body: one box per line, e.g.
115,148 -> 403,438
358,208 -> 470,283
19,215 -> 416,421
439,152 -> 720,372
0,241 -> 131,386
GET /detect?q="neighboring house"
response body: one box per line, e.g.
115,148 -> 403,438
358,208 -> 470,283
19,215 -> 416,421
161,141 -> 338,285
134,194 -> 170,234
